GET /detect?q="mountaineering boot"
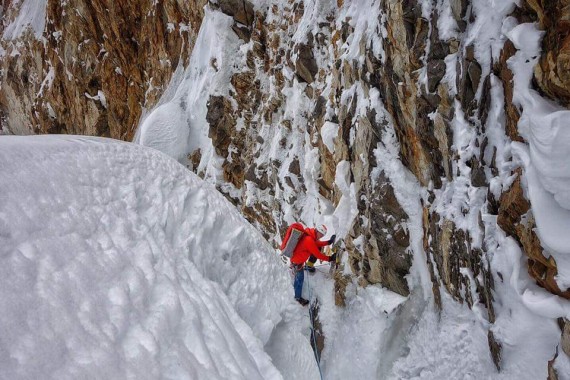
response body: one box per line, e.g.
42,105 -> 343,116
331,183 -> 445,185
296,297 -> 309,306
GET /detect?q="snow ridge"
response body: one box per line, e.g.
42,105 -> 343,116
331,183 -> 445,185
0,136 -> 317,379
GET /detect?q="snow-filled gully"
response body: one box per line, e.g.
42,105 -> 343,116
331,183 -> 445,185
4,0 -> 570,378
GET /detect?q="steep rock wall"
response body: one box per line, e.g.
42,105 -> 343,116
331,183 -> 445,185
190,0 -> 570,372
0,0 -> 206,138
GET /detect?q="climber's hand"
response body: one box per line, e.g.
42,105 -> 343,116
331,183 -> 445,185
328,234 -> 336,245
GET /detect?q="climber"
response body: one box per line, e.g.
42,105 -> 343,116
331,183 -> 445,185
290,224 -> 336,306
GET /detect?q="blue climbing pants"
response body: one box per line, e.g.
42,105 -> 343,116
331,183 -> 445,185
292,264 -> 304,299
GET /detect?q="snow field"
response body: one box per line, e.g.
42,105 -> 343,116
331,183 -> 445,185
0,136 -> 318,379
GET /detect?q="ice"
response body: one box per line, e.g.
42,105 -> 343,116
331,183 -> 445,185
506,22 -> 544,55
512,143 -> 570,288
138,102 -> 190,161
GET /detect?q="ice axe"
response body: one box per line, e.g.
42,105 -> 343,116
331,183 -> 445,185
328,239 -> 344,275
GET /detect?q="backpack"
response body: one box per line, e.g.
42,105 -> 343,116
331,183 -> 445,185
280,223 -> 306,258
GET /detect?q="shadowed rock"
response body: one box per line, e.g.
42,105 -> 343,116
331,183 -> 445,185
294,43 -> 318,83
218,0 -> 254,26
427,59 -> 446,93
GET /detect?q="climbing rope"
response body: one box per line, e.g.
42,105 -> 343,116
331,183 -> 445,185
306,271 -> 324,380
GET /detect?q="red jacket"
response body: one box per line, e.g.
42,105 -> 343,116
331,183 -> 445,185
290,227 -> 331,265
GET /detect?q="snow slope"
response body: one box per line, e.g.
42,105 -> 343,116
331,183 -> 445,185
0,135 -> 318,379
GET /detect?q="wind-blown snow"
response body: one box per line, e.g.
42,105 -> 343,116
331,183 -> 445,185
504,18 -> 570,286
137,7 -> 240,178
0,136 -> 318,379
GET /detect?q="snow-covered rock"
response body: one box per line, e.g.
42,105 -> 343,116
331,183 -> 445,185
0,0 -> 208,138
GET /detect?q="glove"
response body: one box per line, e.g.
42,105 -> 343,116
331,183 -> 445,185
329,253 -> 337,262
328,234 -> 336,245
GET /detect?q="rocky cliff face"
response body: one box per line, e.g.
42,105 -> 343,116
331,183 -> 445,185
200,0 -> 570,294
0,0 -> 206,138
197,0 -> 570,372
201,0 -> 415,297
3,0 -> 570,375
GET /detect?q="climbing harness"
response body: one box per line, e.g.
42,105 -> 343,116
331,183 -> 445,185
306,271 -> 324,380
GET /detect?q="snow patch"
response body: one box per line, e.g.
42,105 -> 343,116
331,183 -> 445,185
321,121 -> 339,153
3,0 -> 47,40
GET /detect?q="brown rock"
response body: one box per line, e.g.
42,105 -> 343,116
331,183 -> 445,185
488,331 -> 502,371
244,164 -> 257,183
497,171 -> 570,298
450,0 -> 468,23
223,160 -> 245,189
562,318 -> 570,357
348,171 -> 412,297
317,178 -> 332,198
467,60 -> 482,94
517,217 -> 570,298
288,158 -> 301,176
232,23 -> 252,41
497,171 -> 530,238
294,43 -> 318,83
241,202 -> 277,239
423,207 -> 443,310
478,74 -> 493,127
427,59 -> 446,93
231,71 -> 260,121
470,161 -> 487,188
393,225 -> 410,247
494,40 -> 523,142
0,0 -> 207,139
334,272 -> 351,307
548,356 -> 559,380
433,110 -> 453,181
284,176 -> 295,189
206,95 -> 236,157
218,0 -> 254,26
531,0 -> 570,106
374,0 -> 448,189
188,149 -> 202,171
458,47 -> 483,115
310,302 -> 325,359
428,19 -> 449,62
